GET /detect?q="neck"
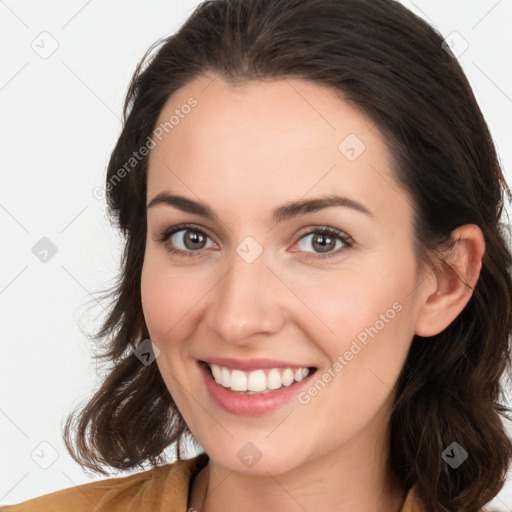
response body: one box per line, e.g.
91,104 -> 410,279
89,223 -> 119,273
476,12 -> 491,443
189,439 -> 406,512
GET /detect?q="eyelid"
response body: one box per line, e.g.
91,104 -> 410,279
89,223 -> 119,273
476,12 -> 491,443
290,226 -> 353,258
155,223 -> 216,244
155,223 -> 353,258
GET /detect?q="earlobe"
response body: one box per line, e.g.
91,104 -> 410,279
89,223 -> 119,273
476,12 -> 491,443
414,224 -> 485,337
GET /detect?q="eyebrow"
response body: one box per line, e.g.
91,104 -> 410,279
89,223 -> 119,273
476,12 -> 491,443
146,192 -> 375,223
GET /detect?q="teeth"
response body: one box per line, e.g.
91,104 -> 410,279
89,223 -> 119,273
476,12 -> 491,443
208,363 -> 312,393
231,370 -> 247,391
221,367 -> 231,387
247,370 -> 266,392
211,364 -> 222,383
282,368 -> 294,386
267,369 -> 282,390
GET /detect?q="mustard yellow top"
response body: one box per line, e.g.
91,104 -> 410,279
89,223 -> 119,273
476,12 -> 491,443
0,453 -> 426,511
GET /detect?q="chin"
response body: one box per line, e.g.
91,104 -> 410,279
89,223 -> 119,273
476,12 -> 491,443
202,439 -> 310,477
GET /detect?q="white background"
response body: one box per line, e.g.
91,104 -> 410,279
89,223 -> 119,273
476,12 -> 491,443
1,0 -> 511,508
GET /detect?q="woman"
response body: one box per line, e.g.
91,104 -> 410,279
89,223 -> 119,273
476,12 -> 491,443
2,0 -> 511,511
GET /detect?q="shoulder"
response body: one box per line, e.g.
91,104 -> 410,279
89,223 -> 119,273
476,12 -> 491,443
400,484 -> 427,512
0,453 -> 209,512
400,485 -> 495,512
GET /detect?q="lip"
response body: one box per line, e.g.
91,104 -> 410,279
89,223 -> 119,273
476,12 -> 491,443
200,356 -> 314,372
198,360 -> 317,416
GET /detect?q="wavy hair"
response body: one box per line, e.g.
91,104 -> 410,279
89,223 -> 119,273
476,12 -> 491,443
63,0 -> 512,510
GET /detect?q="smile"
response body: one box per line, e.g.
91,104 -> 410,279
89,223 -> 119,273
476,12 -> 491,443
206,363 -> 311,394
199,360 -> 318,416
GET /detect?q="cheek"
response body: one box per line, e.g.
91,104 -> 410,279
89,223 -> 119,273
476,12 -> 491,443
292,269 -> 414,438
140,263 -> 169,339
291,259 -> 414,361
140,252 -> 193,343
140,256 -> 198,404
293,270 -> 395,332
140,249 -> 216,352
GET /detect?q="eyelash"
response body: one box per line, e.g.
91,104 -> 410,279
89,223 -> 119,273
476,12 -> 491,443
155,223 -> 353,259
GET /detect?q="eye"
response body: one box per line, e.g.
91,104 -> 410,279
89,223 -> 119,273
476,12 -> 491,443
294,227 -> 353,259
155,223 -> 216,258
155,224 -> 353,259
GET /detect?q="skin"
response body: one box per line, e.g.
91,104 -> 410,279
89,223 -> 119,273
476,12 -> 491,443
140,74 -> 485,512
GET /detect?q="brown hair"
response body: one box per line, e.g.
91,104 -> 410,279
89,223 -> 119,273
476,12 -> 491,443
63,0 -> 512,510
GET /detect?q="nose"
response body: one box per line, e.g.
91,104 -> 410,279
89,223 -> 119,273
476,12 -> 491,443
205,250 -> 285,346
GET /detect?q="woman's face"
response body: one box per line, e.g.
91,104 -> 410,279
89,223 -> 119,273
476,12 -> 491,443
141,75 -> 428,475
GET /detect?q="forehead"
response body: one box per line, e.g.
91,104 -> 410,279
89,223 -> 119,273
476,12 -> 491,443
147,75 -> 412,227
150,74 -> 383,165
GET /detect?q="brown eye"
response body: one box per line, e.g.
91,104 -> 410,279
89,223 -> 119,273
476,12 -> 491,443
310,233 -> 337,253
181,230 -> 207,250
295,227 -> 353,259
156,224 -> 215,257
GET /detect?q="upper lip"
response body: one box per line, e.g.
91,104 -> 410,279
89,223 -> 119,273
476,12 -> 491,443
200,357 -> 316,372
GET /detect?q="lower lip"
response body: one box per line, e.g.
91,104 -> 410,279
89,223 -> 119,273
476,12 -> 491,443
199,361 -> 316,416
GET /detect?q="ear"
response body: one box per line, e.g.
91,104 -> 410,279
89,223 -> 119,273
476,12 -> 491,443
414,224 -> 485,337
